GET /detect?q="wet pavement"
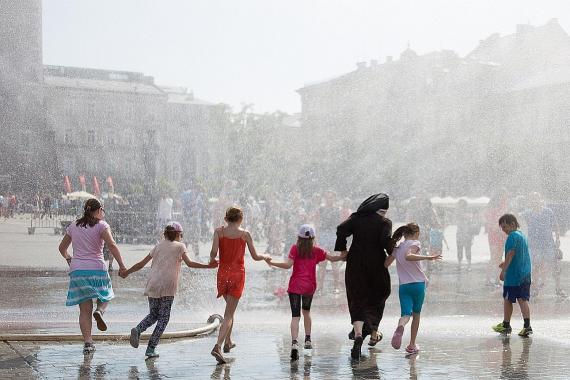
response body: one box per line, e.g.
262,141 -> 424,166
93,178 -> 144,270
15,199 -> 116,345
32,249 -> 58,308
1,216 -> 570,379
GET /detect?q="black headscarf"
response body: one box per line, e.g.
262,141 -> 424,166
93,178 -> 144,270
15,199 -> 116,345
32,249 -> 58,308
354,193 -> 389,216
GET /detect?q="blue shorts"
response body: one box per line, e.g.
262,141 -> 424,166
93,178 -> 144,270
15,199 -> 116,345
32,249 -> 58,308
503,283 -> 531,303
399,282 -> 426,316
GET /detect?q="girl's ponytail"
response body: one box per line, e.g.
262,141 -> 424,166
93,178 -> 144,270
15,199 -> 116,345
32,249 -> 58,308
388,222 -> 420,253
389,225 -> 409,253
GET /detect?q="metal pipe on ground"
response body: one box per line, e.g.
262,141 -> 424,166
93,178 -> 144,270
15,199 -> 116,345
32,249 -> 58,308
0,314 -> 223,342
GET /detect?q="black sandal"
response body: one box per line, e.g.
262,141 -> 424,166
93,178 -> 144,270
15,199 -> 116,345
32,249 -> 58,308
223,343 -> 236,353
368,332 -> 383,346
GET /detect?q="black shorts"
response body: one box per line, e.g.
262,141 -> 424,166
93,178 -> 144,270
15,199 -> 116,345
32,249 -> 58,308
288,293 -> 313,317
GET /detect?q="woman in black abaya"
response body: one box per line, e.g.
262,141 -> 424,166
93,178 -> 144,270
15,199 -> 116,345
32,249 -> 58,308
335,193 -> 393,360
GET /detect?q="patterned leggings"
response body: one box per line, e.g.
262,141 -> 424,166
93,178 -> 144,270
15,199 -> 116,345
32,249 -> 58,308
136,296 -> 174,349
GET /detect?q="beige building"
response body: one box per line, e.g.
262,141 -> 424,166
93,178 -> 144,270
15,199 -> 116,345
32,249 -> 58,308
297,20 -> 570,198
1,0 -> 228,195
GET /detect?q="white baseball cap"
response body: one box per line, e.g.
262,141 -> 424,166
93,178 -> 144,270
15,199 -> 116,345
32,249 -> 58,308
298,224 -> 316,238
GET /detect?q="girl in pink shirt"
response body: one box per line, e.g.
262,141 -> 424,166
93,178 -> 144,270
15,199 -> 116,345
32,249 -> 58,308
384,223 -> 441,355
58,198 -> 127,354
267,224 -> 347,361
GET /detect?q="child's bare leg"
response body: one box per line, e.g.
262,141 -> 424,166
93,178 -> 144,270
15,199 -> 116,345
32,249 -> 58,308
398,315 -> 411,327
409,313 -> 421,347
78,300 -> 94,343
225,318 -> 234,346
302,309 -> 312,337
216,295 -> 239,347
96,300 -> 108,313
517,299 -> 530,319
503,299 -> 514,322
291,317 -> 301,342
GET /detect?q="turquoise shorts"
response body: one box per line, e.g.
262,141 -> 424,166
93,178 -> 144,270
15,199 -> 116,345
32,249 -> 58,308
399,282 -> 426,316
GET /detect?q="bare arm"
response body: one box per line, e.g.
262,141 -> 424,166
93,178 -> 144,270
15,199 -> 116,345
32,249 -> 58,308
499,249 -> 515,281
267,257 -> 294,269
101,228 -> 126,270
326,251 -> 348,262
183,252 -> 217,268
126,254 -> 152,275
244,231 -> 269,261
384,254 -> 396,268
58,234 -> 72,265
405,245 -> 441,261
209,229 -> 220,264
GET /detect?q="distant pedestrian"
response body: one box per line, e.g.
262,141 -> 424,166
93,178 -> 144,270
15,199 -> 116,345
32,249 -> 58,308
58,198 -> 127,354
209,206 -> 270,364
492,214 -> 533,337
157,194 -> 173,230
267,224 -> 347,361
520,192 -> 565,298
456,199 -> 478,270
484,191 -> 508,285
122,222 -> 217,359
384,223 -> 441,355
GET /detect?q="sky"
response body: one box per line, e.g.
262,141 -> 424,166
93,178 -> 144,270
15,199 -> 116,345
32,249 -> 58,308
42,0 -> 570,113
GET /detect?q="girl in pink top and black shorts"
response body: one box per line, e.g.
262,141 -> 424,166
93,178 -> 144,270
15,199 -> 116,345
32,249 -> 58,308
268,224 -> 347,361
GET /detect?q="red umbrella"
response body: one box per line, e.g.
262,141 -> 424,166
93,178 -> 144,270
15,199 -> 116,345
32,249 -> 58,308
106,176 -> 114,193
79,175 -> 86,191
64,176 -> 72,193
93,176 -> 101,196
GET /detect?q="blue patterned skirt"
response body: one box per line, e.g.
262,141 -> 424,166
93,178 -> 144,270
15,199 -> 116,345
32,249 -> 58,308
66,270 -> 115,306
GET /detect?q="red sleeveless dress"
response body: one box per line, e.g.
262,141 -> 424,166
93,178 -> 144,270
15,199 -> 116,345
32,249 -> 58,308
216,227 -> 246,298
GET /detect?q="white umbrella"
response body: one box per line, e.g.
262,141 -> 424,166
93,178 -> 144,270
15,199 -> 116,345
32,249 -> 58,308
62,191 -> 98,201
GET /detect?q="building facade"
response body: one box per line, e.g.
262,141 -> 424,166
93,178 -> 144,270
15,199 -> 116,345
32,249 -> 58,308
297,20 -> 570,198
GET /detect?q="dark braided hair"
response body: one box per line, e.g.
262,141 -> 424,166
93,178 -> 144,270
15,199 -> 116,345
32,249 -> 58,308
388,222 -> 420,253
76,198 -> 102,228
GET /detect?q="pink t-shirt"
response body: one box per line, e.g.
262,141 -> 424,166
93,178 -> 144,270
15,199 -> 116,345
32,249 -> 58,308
66,220 -> 110,272
287,245 -> 327,295
392,239 -> 428,285
144,240 -> 186,298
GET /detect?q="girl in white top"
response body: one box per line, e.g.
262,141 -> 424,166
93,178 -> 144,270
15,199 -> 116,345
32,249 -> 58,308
122,221 -> 217,359
384,223 -> 441,354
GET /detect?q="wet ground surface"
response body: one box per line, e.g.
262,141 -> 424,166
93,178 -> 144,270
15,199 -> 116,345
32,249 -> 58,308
1,216 -> 570,378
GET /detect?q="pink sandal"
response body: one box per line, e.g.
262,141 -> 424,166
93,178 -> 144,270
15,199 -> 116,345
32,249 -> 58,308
391,326 -> 404,349
405,344 -> 420,354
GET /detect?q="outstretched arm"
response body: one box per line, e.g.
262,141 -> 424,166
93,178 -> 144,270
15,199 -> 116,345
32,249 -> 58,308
326,251 -> 347,262
102,228 -> 127,271
245,231 -> 269,261
405,246 -> 441,261
209,229 -> 220,265
126,254 -> 152,276
267,257 -> 294,269
183,252 -> 217,268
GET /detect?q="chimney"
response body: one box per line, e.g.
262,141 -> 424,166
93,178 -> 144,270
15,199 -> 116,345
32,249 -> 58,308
356,61 -> 367,70
516,24 -> 533,35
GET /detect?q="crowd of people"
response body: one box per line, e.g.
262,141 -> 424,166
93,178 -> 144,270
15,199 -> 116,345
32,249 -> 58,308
56,188 -> 566,364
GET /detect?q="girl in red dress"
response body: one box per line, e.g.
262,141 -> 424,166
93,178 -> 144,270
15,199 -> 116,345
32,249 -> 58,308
209,206 -> 270,364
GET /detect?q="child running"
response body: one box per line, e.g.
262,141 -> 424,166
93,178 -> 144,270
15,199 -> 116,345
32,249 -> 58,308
209,206 -> 270,364
123,222 -> 217,359
384,223 -> 441,354
267,224 -> 347,361
58,198 -> 127,354
492,214 -> 533,337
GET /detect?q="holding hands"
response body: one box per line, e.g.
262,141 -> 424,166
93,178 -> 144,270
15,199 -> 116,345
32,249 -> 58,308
118,267 -> 128,279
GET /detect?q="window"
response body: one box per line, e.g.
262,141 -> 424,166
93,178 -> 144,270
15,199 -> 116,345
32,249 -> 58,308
87,130 -> 95,144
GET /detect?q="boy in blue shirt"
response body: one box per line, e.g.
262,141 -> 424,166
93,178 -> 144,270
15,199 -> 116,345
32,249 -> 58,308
492,214 -> 533,337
